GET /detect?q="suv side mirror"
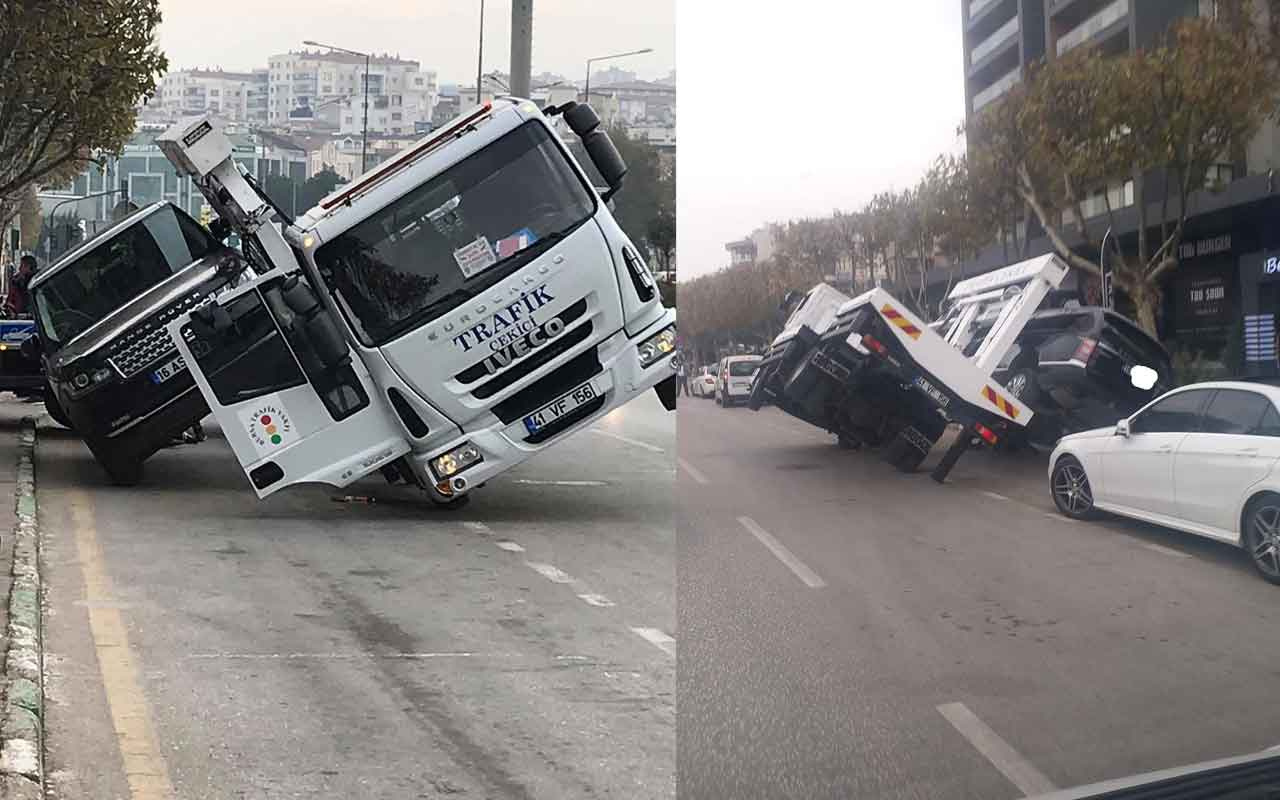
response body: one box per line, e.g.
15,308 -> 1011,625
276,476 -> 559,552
19,334 -> 40,361
1116,418 -> 1130,437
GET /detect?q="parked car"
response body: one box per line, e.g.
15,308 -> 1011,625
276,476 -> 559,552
691,365 -> 717,398
1049,381 -> 1280,584
715,355 -> 761,407
28,202 -> 251,485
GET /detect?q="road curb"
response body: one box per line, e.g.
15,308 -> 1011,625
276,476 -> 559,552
0,420 -> 41,795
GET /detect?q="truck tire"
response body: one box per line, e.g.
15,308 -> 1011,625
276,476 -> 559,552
43,385 -> 72,430
429,493 -> 472,511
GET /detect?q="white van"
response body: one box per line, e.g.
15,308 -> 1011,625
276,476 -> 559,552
716,355 -> 762,407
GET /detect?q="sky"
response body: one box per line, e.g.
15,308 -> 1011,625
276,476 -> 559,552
677,1 -> 968,279
155,0 -> 675,86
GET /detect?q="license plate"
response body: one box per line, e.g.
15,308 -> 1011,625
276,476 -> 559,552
912,375 -> 950,408
523,381 -> 598,434
811,351 -> 851,382
149,353 -> 187,384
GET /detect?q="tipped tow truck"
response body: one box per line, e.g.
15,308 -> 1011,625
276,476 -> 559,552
749,254 -> 1070,481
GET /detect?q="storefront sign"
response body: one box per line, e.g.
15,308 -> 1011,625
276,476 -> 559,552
1174,271 -> 1231,329
1180,234 -> 1232,260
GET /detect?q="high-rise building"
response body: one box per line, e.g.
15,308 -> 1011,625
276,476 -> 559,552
157,69 -> 269,124
958,0 -> 1280,380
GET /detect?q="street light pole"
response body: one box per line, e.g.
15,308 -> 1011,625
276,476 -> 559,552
302,40 -> 371,174
477,0 -> 485,106
583,47 -> 653,107
45,189 -> 122,262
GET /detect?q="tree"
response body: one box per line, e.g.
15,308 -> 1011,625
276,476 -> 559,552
18,185 -> 41,251
968,11 -> 1280,334
569,125 -> 674,267
261,168 -> 348,218
0,1 -> 168,231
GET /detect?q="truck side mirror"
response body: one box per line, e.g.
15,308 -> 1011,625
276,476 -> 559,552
1115,418 -> 1130,437
563,102 -> 627,200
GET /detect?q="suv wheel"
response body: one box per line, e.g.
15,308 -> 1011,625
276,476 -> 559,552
1004,367 -> 1040,406
98,453 -> 144,487
43,384 -> 72,430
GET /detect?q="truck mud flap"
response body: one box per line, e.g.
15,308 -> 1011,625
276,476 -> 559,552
883,425 -> 935,474
655,375 -> 677,411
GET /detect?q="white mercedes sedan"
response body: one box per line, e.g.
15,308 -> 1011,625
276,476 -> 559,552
1049,381 -> 1280,585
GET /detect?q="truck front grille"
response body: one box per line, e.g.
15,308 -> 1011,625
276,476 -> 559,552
491,346 -> 602,425
107,290 -> 215,378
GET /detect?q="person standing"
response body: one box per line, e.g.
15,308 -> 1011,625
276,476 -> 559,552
3,254 -> 37,318
676,356 -> 689,396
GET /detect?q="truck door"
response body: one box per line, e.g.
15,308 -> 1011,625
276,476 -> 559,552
166,269 -> 411,498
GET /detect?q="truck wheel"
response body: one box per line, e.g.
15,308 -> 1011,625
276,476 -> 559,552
837,434 -> 861,450
98,453 -> 144,487
429,493 -> 472,511
43,385 -> 72,430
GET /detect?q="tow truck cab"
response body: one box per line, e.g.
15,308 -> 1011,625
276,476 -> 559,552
747,283 -> 849,415
156,99 -> 677,504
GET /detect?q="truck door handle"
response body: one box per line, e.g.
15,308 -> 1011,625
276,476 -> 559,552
1157,445 -> 1173,453
1238,447 -> 1260,457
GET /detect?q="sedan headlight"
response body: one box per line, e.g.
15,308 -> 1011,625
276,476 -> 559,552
430,442 -> 483,481
638,324 -> 677,369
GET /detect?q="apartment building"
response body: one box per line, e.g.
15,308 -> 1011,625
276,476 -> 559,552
266,50 -> 437,130
958,0 -> 1280,380
157,69 -> 269,124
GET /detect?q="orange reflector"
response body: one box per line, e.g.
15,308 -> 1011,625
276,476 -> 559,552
975,423 -> 999,445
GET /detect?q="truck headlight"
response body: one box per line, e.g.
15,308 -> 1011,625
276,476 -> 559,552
430,442 -> 483,480
638,325 -> 676,368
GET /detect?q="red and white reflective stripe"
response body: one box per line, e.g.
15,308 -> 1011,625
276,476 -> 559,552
981,385 -> 1020,419
879,305 -> 922,340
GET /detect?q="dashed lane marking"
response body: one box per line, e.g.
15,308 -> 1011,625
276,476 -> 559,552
71,490 -> 176,800
589,428 -> 665,453
577,593 -> 616,608
937,702 -> 1057,797
980,490 -> 1009,502
630,627 -> 676,657
186,652 -> 479,660
513,479 -> 608,486
677,457 -> 710,485
463,521 -> 493,535
495,540 -> 525,553
526,562 -> 575,583
737,516 -> 826,588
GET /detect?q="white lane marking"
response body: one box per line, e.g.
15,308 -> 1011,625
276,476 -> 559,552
526,562 -> 575,583
1142,542 -> 1191,559
631,627 -> 676,657
463,521 -> 493,535
577,593 -> 616,608
187,652 -> 479,659
513,479 -> 608,486
677,457 -> 710,485
737,516 -> 826,588
1043,512 -> 1077,524
495,540 -> 525,553
589,428 -> 665,453
937,702 -> 1057,796
980,490 -> 1009,502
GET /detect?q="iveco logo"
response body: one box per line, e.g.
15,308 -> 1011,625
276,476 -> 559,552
1266,256 -> 1280,275
478,316 -> 567,376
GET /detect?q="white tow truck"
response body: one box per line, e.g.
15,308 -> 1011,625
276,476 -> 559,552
154,99 -> 677,506
749,254 -> 1069,480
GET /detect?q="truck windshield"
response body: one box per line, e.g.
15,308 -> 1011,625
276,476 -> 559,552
33,204 -> 218,345
313,119 -> 597,346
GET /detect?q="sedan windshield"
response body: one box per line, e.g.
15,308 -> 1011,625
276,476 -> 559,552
34,204 -> 218,345
313,120 -> 597,346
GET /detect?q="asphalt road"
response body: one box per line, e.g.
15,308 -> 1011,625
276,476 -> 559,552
678,396 -> 1280,800
37,393 -> 674,799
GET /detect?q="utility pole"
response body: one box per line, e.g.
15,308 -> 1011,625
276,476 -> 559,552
510,0 -> 533,98
476,0 -> 485,105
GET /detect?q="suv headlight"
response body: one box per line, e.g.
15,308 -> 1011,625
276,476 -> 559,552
64,362 -> 115,398
638,324 -> 676,368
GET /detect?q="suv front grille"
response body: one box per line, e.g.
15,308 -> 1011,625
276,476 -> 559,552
107,289 -> 216,378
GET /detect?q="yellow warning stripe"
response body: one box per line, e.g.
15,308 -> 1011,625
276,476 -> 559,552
982,385 -> 1020,419
879,305 -> 922,340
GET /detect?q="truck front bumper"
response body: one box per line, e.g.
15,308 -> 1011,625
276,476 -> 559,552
407,312 -> 677,501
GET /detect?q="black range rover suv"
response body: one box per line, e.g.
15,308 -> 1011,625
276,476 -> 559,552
28,202 -> 249,484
